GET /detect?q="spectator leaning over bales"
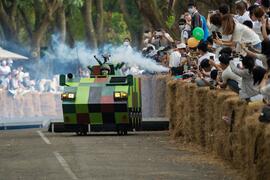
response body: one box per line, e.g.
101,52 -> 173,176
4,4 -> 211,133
241,39 -> 270,70
169,43 -> 185,76
196,58 -> 217,87
151,29 -> 174,49
197,41 -> 217,66
217,52 -> 242,93
214,14 -> 261,51
229,55 -> 266,102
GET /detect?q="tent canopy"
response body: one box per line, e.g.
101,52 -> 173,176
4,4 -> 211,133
0,47 -> 28,60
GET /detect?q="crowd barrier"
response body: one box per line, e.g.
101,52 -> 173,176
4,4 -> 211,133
0,75 -> 169,128
167,79 -> 270,180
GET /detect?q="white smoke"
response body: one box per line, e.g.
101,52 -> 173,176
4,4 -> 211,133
45,34 -> 169,74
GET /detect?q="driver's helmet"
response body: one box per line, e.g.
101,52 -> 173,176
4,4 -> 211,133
100,63 -> 111,75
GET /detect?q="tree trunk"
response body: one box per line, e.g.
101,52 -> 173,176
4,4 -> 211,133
95,0 -> 104,46
135,0 -> 176,38
135,0 -> 165,30
81,0 -> 98,49
31,0 -> 61,59
56,4 -> 66,43
0,0 -> 18,42
119,0 -> 143,48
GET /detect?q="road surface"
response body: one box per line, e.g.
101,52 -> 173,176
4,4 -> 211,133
0,129 -> 242,180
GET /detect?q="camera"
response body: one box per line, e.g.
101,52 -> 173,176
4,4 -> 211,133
179,18 -> 186,26
212,31 -> 222,39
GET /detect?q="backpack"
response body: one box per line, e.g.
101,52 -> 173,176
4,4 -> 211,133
200,15 -> 209,42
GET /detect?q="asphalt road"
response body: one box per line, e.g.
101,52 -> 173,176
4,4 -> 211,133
0,129 -> 242,180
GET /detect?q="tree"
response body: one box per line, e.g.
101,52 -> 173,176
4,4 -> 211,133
81,0 -> 98,49
18,0 -> 62,59
118,0 -> 144,47
95,0 -> 104,46
0,0 -> 19,42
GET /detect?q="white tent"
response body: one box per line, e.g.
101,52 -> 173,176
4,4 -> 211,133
0,47 -> 28,60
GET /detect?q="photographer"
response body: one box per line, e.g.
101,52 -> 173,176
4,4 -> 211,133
213,14 -> 261,51
196,58 -> 217,87
197,41 -> 217,66
151,29 -> 174,49
230,55 -> 265,102
241,40 -> 270,70
169,44 -> 186,76
216,52 -> 242,93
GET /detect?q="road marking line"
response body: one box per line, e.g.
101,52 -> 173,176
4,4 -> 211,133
37,130 -> 51,145
54,151 -> 79,180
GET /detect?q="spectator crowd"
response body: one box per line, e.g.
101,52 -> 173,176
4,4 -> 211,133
3,0 -> 270,104
0,59 -> 59,97
141,0 -> 270,103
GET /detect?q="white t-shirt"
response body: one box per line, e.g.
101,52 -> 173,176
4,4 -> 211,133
0,65 -> 11,76
198,52 -> 218,66
233,22 -> 261,45
235,11 -> 251,24
252,21 -> 263,40
169,51 -> 181,68
222,65 -> 242,84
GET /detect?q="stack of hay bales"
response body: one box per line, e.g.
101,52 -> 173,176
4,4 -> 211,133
167,80 -> 270,179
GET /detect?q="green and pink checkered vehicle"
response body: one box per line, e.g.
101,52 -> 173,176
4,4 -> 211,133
57,64 -> 142,135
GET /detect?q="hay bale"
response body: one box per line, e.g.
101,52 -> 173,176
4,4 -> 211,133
193,87 -> 209,146
254,124 -> 270,180
167,80 -> 178,132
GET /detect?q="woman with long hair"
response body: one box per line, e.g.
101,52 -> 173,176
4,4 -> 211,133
213,14 -> 261,50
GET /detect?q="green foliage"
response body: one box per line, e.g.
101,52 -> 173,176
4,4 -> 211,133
65,0 -> 84,8
166,15 -> 175,29
67,8 -> 85,41
103,12 -> 130,44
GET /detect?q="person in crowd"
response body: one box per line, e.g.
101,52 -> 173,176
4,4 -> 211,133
261,0 -> 270,15
241,39 -> 270,70
151,29 -> 174,49
0,60 -> 11,78
17,66 -> 25,83
260,14 -> 270,40
179,17 -> 191,44
196,58 -> 217,87
229,55 -> 265,102
7,59 -> 13,67
248,5 -> 263,40
217,52 -> 242,93
219,4 -> 230,16
123,37 -> 132,51
188,1 -> 209,41
235,0 -> 251,23
169,44 -> 183,76
213,14 -> 261,51
197,41 -> 217,66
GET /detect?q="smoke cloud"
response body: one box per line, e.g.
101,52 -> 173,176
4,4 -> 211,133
44,34 -> 169,75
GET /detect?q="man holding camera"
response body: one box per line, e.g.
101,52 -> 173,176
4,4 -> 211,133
151,29 -> 174,49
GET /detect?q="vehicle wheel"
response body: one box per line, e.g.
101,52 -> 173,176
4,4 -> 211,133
76,132 -> 81,136
82,131 -> 87,136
